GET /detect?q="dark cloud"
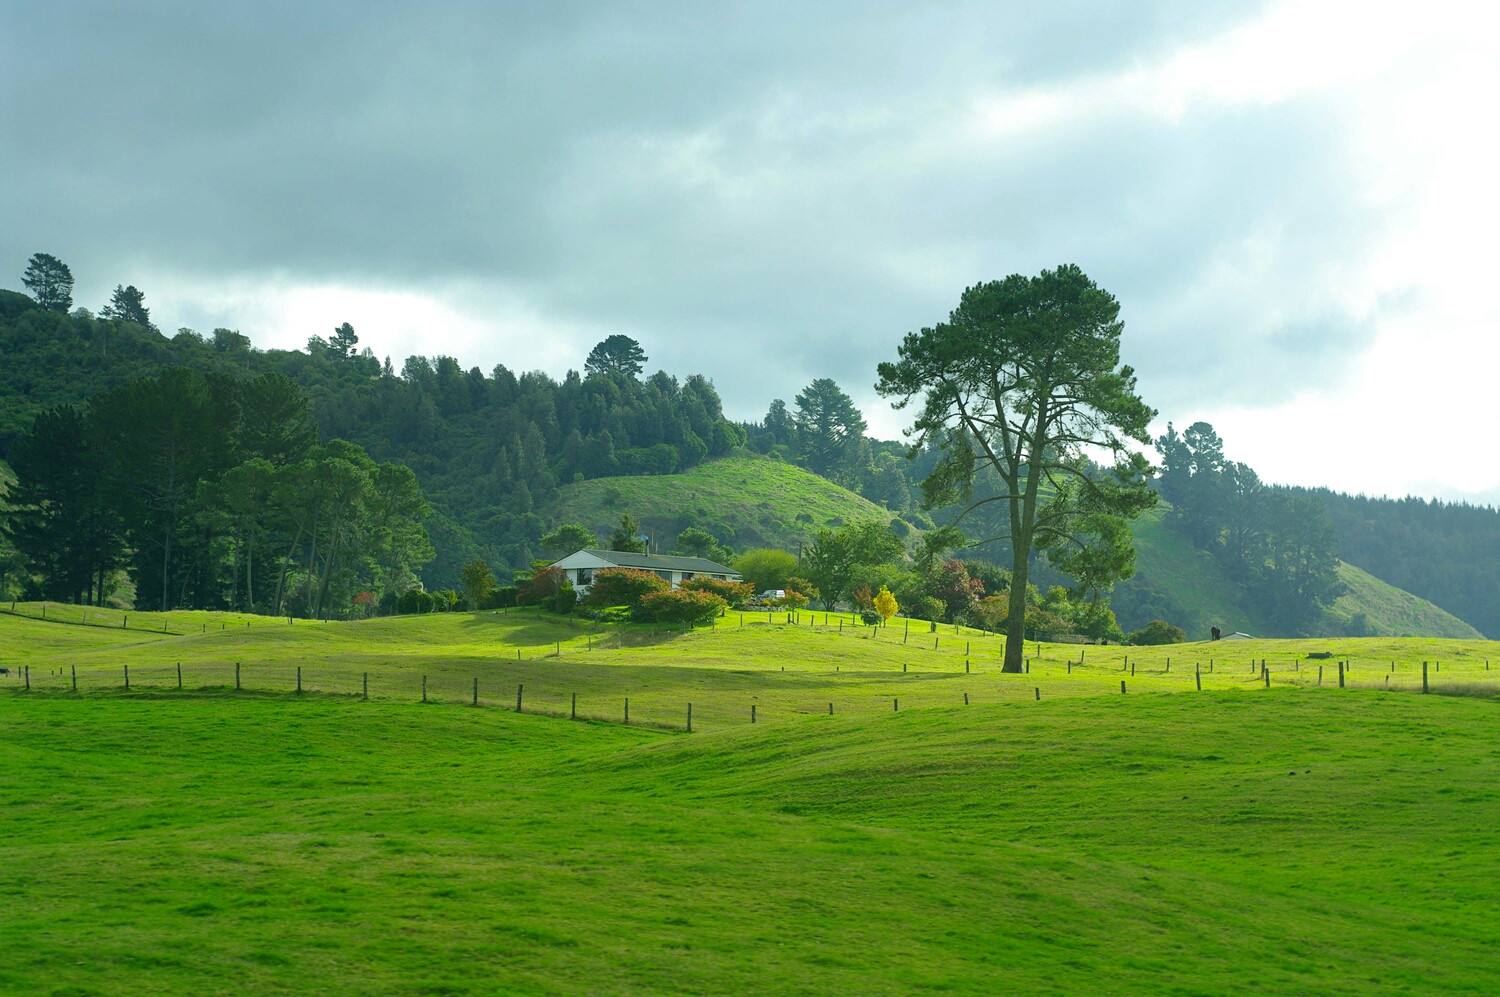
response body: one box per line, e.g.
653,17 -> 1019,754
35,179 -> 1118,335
5,0 -> 1385,436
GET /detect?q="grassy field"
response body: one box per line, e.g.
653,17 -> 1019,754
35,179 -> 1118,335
4,602 -> 1498,730
3,687 -> 1499,992
4,607 -> 1500,992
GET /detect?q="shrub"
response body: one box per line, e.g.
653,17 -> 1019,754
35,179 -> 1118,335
517,566 -> 564,606
550,582 -> 578,614
585,567 -> 670,607
775,589 -> 810,609
1129,619 -> 1187,646
636,588 -> 726,626
733,548 -> 798,592
860,610 -> 880,626
397,589 -> 435,614
785,575 -> 820,603
852,584 -> 874,612
681,576 -> 754,607
913,595 -> 945,625
970,595 -> 1008,633
482,586 -> 518,609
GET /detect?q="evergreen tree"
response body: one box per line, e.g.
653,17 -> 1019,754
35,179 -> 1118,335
608,513 -> 648,553
21,253 -> 74,312
101,284 -> 154,330
584,335 -> 647,378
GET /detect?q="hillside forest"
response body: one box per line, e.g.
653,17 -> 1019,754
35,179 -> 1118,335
5,254 -> 1500,636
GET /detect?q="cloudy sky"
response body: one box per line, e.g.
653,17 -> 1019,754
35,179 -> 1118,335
4,1 -> 1497,501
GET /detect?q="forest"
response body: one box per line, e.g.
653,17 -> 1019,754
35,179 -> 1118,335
5,255 -> 1500,633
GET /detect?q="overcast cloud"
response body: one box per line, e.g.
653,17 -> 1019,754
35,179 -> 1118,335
3,1 -> 1498,501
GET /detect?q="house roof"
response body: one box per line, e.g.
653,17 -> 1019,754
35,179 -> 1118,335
570,549 -> 740,575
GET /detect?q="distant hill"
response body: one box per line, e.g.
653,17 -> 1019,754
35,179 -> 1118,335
545,458 -> 1477,638
545,456 -> 899,554
1115,505 -> 1480,639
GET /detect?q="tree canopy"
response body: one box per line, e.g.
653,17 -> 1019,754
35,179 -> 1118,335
877,264 -> 1155,670
22,253 -> 73,312
584,335 -> 647,378
101,284 -> 154,330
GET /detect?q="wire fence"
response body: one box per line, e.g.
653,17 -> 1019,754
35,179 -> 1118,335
5,647 -> 1495,733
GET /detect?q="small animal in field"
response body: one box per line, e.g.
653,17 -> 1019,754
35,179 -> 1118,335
0,667 -> 9,676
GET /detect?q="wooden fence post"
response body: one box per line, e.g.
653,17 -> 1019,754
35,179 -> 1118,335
624,697 -> 629,724
296,666 -> 302,694
1195,663 -> 1201,691
363,673 -> 369,700
963,692 -> 969,705
572,692 -> 578,720
422,674 -> 427,703
965,659 -> 970,674
893,697 -> 899,712
1338,661 -> 1345,688
1422,661 -> 1429,694
1263,668 -> 1269,689
516,684 -> 523,712
177,662 -> 183,689
235,662 -> 240,691
24,665 -> 29,690
751,703 -> 757,723
1034,687 -> 1040,701
124,664 -> 130,690
71,665 -> 77,692
687,703 -> 693,732
472,677 -> 479,706
828,702 -> 833,715
1318,665 -> 1323,686
1120,679 -> 1126,694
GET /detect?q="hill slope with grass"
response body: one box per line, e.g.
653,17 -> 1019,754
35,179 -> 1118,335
1119,504 -> 1481,639
545,455 -> 899,554
546,457 -> 1477,639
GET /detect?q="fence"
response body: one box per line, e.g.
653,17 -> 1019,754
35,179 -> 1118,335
5,646 -> 1495,734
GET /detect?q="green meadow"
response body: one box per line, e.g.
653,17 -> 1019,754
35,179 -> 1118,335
4,606 -> 1500,992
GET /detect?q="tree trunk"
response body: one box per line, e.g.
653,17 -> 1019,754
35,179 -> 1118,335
1003,401 -> 1049,673
160,524 -> 172,612
1003,539 -> 1030,672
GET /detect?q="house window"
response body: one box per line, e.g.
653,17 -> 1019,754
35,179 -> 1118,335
656,570 -> 672,581
682,572 -> 695,580
577,569 -> 592,585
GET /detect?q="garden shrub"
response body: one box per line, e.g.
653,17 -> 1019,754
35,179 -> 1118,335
1128,619 -> 1187,645
681,576 -> 754,607
550,582 -> 578,614
585,567 -> 670,607
635,588 -> 727,626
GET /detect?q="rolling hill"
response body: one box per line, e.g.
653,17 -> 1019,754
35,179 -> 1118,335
1118,504 -> 1481,639
550,456 -> 1480,638
545,455 -> 900,554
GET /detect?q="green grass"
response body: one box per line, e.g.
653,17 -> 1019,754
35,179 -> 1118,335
6,604 -> 1500,730
3,685 -> 1498,993
547,455 -> 897,553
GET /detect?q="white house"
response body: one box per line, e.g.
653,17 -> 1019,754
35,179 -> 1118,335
549,548 -> 742,596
